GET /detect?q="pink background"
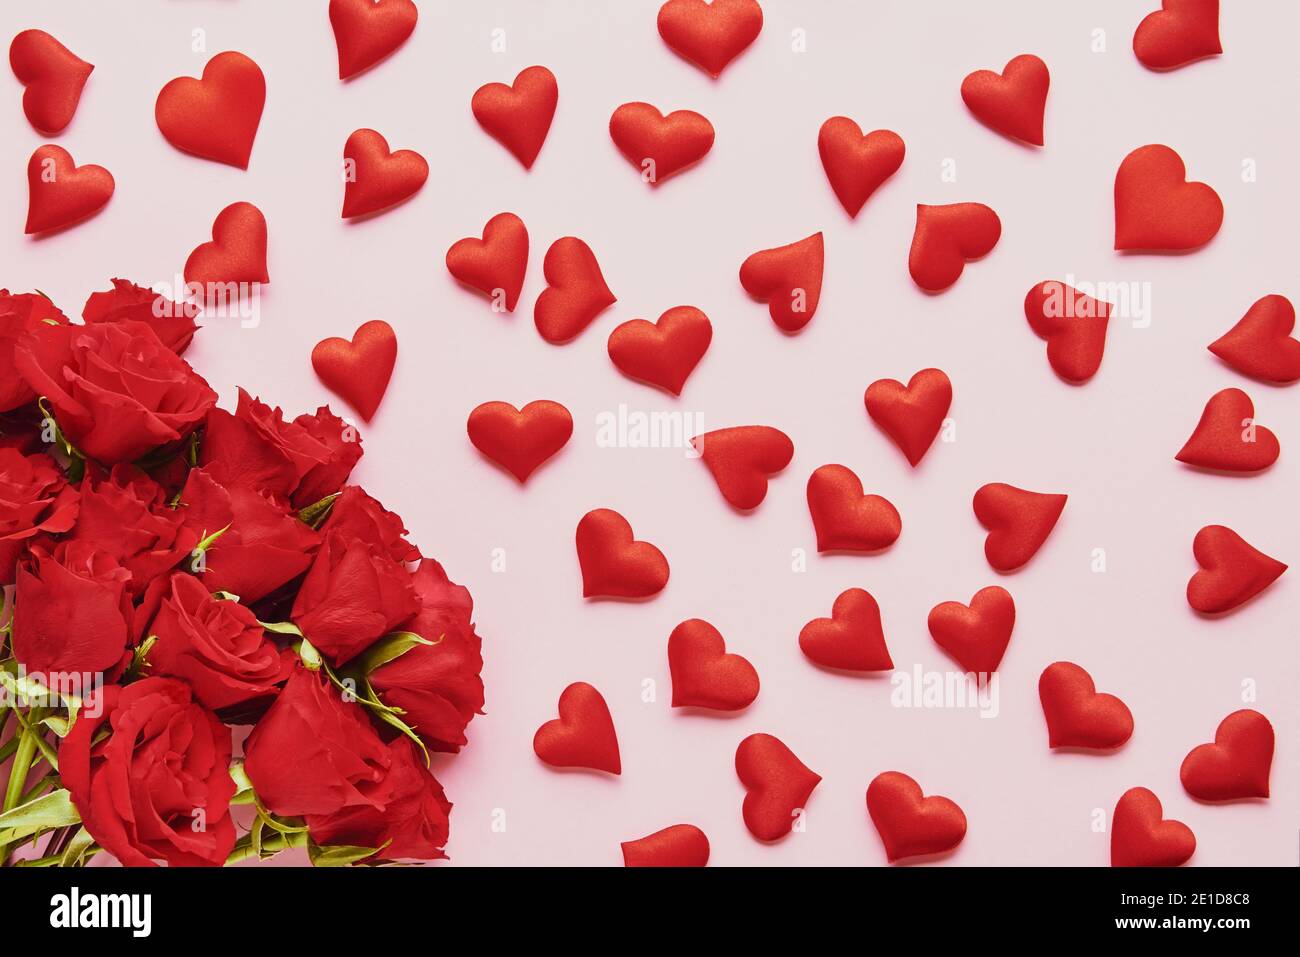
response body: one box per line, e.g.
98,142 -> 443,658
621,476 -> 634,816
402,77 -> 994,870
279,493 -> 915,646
3,0 -> 1297,866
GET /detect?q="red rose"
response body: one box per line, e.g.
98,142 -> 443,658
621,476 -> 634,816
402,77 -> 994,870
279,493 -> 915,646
0,447 -> 78,582
290,405 -> 363,508
319,485 -> 419,563
81,278 -> 198,355
200,389 -> 337,498
0,289 -> 67,412
59,678 -> 237,867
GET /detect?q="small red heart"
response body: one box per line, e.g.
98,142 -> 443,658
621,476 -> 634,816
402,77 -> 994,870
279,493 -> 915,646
960,54 -> 1049,146
621,824 -> 709,867
155,51 -> 265,169
806,464 -> 901,553
799,588 -> 893,672
657,0 -> 762,78
909,203 -> 1001,292
445,212 -> 528,312
466,400 -> 572,483
342,128 -> 428,218
1111,787 -> 1195,867
1114,144 -> 1222,251
1133,0 -> 1221,71
184,201 -> 269,291
1038,661 -> 1133,750
866,771 -> 966,863
575,508 -> 669,599
927,586 -> 1015,674
1176,388 -> 1279,473
311,319 -> 397,422
607,305 -> 712,395
24,145 -> 113,235
1209,295 -> 1300,384
864,368 -> 951,466
735,733 -> 820,842
1186,524 -> 1286,615
329,0 -> 418,79
1023,280 -> 1112,383
471,65 -> 558,170
609,102 -> 714,185
668,618 -> 759,711
691,425 -> 793,511
739,232 -> 824,333
9,29 -> 93,135
533,681 -> 620,774
534,237 -> 617,344
1180,709 -> 1273,801
973,483 -> 1066,572
817,118 -> 904,218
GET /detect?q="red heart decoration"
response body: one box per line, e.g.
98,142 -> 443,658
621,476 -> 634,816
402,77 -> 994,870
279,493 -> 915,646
799,588 -> 893,672
973,483 -> 1066,572
466,400 -> 573,483
739,233 -> 824,333
1023,280 -> 1112,383
817,118 -> 904,217
1038,661 -> 1133,750
533,681 -> 620,774
575,508 -> 669,599
1180,709 -> 1273,801
691,425 -> 793,511
609,102 -> 714,185
668,618 -> 759,711
155,51 -> 265,169
184,201 -> 269,291
534,237 -> 617,344
1209,295 -> 1300,384
909,203 -> 1001,292
1114,144 -> 1222,251
445,212 -> 528,312
471,65 -> 558,170
311,319 -> 397,422
657,0 -> 763,78
342,128 -> 428,218
866,771 -> 966,863
9,29 -> 93,134
607,305 -> 712,395
24,145 -> 113,235
864,368 -> 951,466
621,824 -> 709,867
1176,388 -> 1279,473
1186,524 -> 1286,615
806,464 -> 901,553
329,0 -> 418,79
927,586 -> 1015,674
1111,787 -> 1195,867
1133,0 -> 1221,71
960,54 -> 1049,146
735,733 -> 820,842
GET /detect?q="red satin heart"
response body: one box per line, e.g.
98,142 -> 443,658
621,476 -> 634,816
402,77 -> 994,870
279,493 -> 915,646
184,201 -> 269,291
1186,524 -> 1286,615
607,305 -> 712,395
471,65 -> 558,169
691,425 -> 793,511
806,464 -> 901,553
1023,280 -> 1112,383
1114,144 -> 1222,251
973,483 -> 1067,572
609,102 -> 714,185
9,29 -> 93,134
1176,388 -> 1279,473
621,824 -> 709,867
466,400 -> 572,482
739,233 -> 824,333
1038,661 -> 1133,750
657,0 -> 762,77
533,681 -> 621,774
342,128 -> 428,218
960,54 -> 1049,146
817,118 -> 904,218
1180,709 -> 1273,801
155,51 -> 264,169
668,618 -> 759,711
24,145 -> 113,234
1209,295 -> 1300,384
735,733 -> 820,842
866,771 -> 966,863
864,368 -> 951,466
909,203 -> 1001,292
534,237 -> 617,344
575,508 -> 669,599
446,212 -> 528,312
1133,0 -> 1221,71
310,319 -> 397,422
927,586 -> 1015,674
799,588 -> 893,672
1111,787 -> 1195,867
329,0 -> 417,79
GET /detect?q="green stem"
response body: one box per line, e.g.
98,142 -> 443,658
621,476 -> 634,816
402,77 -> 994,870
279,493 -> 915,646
0,716 -> 41,866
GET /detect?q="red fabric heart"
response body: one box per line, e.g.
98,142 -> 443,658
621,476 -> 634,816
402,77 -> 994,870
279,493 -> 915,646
973,483 -> 1066,572
817,118 -> 904,217
1024,280 -> 1112,383
1133,0 -> 1221,71
533,682 -> 620,774
1186,525 -> 1286,615
445,212 -> 528,312
155,51 -> 264,169
534,237 -> 617,344
184,201 -> 269,291
1111,787 -> 1195,867
466,400 -> 572,482
9,29 -> 93,134
609,102 -> 714,184
806,464 -> 901,553
1114,144 -> 1222,251
799,588 -> 893,672
864,368 -> 951,466
735,733 -> 820,842
866,771 -> 966,863
1209,295 -> 1300,384
575,508 -> 669,599
310,319 -> 397,422
960,54 -> 1049,146
329,0 -> 417,79
471,65 -> 558,169
342,128 -> 428,218
657,0 -> 763,77
607,305 -> 712,395
927,586 -> 1015,674
621,824 -> 709,867
668,618 -> 759,711
1176,388 -> 1279,473
691,425 -> 793,511
1180,709 -> 1273,801
1038,661 -> 1133,750
739,233 -> 824,333
24,145 -> 113,234
909,203 -> 1001,292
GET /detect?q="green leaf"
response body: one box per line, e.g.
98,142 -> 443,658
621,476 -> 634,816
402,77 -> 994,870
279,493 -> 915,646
128,635 -> 157,678
297,492 -> 340,529
58,827 -> 96,867
349,631 -> 436,677
194,524 -> 231,554
373,705 -> 429,767
228,761 -> 256,806
260,620 -> 304,638
0,788 -> 79,843
308,839 -> 387,867
211,590 -> 242,603
293,636 -> 322,671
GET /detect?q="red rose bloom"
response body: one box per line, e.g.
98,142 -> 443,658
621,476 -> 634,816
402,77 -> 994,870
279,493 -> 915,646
81,278 -> 198,355
0,447 -> 78,582
290,405 -> 363,508
0,289 -> 67,412
319,485 -> 420,563
200,389 -> 339,499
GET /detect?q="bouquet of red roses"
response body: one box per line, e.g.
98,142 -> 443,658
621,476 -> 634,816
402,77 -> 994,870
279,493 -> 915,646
0,280 -> 484,867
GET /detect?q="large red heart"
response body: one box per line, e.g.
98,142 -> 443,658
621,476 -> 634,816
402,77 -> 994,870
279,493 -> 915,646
466,400 -> 572,483
735,733 -> 820,842
184,201 -> 269,291
621,824 -> 709,867
739,233 -> 824,333
1114,144 -> 1222,251
817,118 -> 904,217
9,29 -> 93,134
1023,280 -> 1112,383
927,586 -> 1015,674
806,464 -> 901,553
310,319 -> 397,422
1180,709 -> 1273,801
866,771 -> 966,863
1133,0 -> 1221,71
691,425 -> 793,511
1209,295 -> 1300,384
329,0 -> 418,79
342,128 -> 428,218
908,203 -> 1001,292
534,237 -> 617,344
609,102 -> 714,185
1038,661 -> 1133,750
657,0 -> 763,77
973,483 -> 1066,572
575,508 -> 669,599
1186,525 -> 1286,615
668,618 -> 759,711
155,51 -> 265,169
864,368 -> 951,466
960,54 -> 1049,146
607,305 -> 712,395
1176,388 -> 1279,473
1111,787 -> 1195,867
445,212 -> 528,312
799,588 -> 893,672
533,681 -> 621,774
471,65 -> 558,169
24,145 -> 113,234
